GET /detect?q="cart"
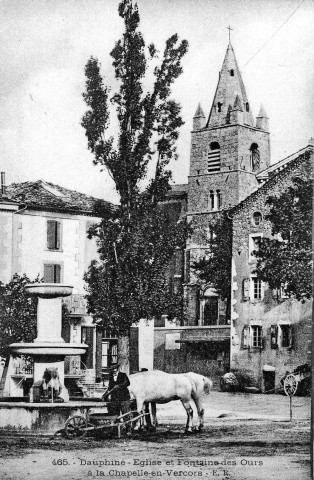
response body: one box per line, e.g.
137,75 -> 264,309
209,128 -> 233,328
282,363 -> 311,396
64,403 -> 147,439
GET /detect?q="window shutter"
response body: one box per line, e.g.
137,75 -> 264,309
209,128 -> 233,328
270,325 -> 278,349
47,221 -> 56,249
44,264 -> 54,283
289,325 -> 295,350
54,264 -> 61,283
95,327 -> 103,381
241,325 -> 250,349
81,327 -> 94,369
272,288 -> 279,299
260,328 -> 265,349
185,250 -> 191,283
56,222 -> 61,250
242,279 -> 250,300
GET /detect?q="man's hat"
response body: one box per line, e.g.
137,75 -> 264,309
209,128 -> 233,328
109,364 -> 120,370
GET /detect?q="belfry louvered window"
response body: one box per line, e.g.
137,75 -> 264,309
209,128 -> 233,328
207,142 -> 220,173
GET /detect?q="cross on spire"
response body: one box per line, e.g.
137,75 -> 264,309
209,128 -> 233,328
227,25 -> 233,43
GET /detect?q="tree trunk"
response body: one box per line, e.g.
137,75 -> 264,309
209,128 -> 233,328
118,334 -> 130,375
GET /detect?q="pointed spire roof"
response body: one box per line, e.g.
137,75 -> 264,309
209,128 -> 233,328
257,104 -> 268,118
194,102 -> 205,118
207,43 -> 254,128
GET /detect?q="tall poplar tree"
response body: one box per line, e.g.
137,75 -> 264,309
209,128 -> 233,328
81,0 -> 188,368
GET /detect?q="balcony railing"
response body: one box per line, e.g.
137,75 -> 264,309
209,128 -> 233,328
63,294 -> 87,315
12,356 -> 34,376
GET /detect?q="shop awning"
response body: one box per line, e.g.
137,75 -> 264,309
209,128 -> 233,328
175,338 -> 230,344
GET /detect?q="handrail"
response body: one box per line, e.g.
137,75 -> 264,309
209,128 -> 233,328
10,377 -> 27,395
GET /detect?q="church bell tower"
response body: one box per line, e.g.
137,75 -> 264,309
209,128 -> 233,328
188,42 -> 270,214
185,41 -> 270,325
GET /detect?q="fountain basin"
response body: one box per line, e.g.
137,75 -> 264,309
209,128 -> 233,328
10,343 -> 88,356
25,283 -> 73,298
0,401 -> 106,435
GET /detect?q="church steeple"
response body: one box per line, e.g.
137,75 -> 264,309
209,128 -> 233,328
193,102 -> 205,130
256,104 -> 269,131
207,43 -> 254,128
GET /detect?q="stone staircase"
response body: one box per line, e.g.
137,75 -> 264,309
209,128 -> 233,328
75,369 -> 107,399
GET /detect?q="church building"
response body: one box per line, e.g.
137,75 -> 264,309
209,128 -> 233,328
137,41 -> 312,390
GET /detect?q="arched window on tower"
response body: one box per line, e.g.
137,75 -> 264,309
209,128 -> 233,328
217,102 -> 223,112
208,191 -> 215,210
246,102 -> 250,112
208,142 -> 221,173
217,190 -> 222,209
250,143 -> 260,172
230,69 -> 234,76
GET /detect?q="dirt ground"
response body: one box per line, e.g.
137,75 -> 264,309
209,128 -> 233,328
0,392 -> 311,480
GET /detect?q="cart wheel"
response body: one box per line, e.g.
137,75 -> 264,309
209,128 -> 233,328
284,374 -> 298,396
65,415 -> 87,439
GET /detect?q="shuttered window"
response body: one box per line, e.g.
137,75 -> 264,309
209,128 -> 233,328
43,263 -> 61,283
251,277 -> 262,299
47,220 -> 61,250
207,142 -> 220,173
251,326 -> 263,348
279,324 -> 292,348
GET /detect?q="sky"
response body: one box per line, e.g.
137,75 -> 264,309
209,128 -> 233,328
0,0 -> 313,204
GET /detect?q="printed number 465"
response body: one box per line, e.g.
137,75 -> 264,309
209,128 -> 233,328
52,459 -> 69,465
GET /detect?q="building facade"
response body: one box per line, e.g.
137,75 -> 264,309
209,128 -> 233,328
230,146 -> 313,391
0,179 -> 115,395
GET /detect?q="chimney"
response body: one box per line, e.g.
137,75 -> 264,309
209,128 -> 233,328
1,172 -> 5,195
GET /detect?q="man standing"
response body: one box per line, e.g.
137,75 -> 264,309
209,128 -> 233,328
105,364 -> 131,416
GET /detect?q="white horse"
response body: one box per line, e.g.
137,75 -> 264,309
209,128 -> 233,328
128,370 -> 213,433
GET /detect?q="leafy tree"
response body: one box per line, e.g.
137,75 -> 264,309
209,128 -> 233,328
192,213 -> 232,317
0,274 -> 38,358
254,176 -> 313,300
81,0 -> 188,363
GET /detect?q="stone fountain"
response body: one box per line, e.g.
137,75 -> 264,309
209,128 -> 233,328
0,284 -> 104,435
10,283 -> 87,401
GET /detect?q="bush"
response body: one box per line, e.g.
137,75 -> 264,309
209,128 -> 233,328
220,369 -> 258,393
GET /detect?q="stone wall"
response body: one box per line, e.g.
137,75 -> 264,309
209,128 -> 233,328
153,326 -> 230,387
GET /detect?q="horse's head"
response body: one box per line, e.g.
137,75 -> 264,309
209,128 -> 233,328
203,376 -> 213,394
